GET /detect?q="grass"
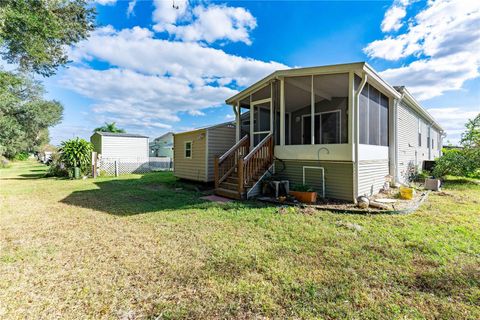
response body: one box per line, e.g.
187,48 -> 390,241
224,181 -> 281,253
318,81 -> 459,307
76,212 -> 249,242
1,160 -> 479,319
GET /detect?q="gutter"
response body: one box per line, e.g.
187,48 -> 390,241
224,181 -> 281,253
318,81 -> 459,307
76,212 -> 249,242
353,72 -> 368,202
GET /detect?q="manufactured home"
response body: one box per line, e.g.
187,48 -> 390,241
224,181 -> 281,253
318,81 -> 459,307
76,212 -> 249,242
214,62 -> 443,201
173,122 -> 236,182
150,132 -> 174,158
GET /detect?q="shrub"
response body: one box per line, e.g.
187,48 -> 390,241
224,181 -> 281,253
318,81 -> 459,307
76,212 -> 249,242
45,151 -> 68,177
291,184 -> 314,192
432,148 -> 479,178
13,152 -> 30,161
0,156 -> 10,168
59,138 -> 93,177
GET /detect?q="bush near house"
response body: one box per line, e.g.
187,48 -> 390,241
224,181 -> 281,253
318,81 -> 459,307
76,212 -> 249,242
433,114 -> 480,179
58,138 -> 93,177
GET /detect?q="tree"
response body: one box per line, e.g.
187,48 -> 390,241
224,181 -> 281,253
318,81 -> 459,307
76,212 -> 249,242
0,0 -> 95,76
0,71 -> 63,158
94,122 -> 126,133
461,113 -> 480,149
433,113 -> 480,178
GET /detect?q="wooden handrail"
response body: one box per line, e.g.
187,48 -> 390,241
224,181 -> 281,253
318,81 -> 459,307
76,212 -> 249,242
219,135 -> 249,163
244,133 -> 273,162
240,133 -> 274,189
214,135 -> 250,189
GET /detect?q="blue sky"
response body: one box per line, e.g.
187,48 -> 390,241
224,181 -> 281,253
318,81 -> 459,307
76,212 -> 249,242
45,0 -> 480,145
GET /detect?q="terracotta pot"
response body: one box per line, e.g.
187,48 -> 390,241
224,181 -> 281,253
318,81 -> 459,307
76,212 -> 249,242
290,191 -> 317,204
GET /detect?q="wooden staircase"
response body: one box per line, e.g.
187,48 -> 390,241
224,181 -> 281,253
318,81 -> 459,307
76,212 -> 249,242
214,134 -> 274,199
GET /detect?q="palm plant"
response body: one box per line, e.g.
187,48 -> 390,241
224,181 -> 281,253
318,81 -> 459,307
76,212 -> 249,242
59,138 -> 94,177
93,122 -> 125,133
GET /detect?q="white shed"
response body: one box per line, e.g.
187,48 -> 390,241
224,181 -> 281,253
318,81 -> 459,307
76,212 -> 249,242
90,132 -> 149,174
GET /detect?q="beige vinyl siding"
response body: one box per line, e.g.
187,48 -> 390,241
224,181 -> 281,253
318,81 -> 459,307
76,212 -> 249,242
90,133 -> 102,154
397,102 -> 443,183
101,136 -> 149,161
357,160 -> 389,197
173,130 -> 207,182
206,125 -> 236,181
397,102 -> 420,183
275,160 -> 354,201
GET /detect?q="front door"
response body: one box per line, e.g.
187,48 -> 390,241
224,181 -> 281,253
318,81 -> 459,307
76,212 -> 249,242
251,99 -> 272,147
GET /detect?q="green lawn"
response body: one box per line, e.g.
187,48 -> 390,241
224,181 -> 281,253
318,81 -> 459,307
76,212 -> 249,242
1,161 -> 479,319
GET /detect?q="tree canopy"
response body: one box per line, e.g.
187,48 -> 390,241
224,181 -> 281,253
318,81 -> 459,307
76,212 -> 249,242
94,122 -> 126,133
0,0 -> 95,76
0,71 -> 63,158
433,113 -> 480,178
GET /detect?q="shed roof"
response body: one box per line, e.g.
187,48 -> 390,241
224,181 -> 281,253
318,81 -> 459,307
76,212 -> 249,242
93,132 -> 149,138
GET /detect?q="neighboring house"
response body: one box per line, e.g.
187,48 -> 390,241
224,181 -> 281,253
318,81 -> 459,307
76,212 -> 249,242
150,132 -> 174,158
90,132 -> 149,174
173,122 -> 236,182
212,62 -> 443,201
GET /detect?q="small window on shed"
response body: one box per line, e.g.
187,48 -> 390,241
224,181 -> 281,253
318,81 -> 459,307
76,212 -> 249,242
185,141 -> 192,158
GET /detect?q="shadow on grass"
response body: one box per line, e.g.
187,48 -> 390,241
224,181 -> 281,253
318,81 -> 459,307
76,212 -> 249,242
2,173 -> 47,180
60,171 -> 265,216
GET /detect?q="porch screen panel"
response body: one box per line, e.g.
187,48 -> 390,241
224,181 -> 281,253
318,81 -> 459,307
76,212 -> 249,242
380,94 -> 389,146
359,85 -> 369,144
313,73 -> 349,144
368,85 -> 380,145
254,107 -> 270,132
285,76 -> 311,145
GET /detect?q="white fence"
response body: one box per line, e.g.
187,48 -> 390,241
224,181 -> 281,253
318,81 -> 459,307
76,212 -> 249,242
96,157 -> 173,176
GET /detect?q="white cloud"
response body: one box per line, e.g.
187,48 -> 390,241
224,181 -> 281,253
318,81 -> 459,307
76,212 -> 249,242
127,0 -> 137,17
92,0 -> 117,5
69,26 -> 286,87
152,1 -> 256,44
168,5 -> 257,44
427,107 -> 479,144
381,5 -> 407,32
61,26 -> 286,134
364,0 -> 480,100
60,66 -> 236,125
152,0 -> 190,32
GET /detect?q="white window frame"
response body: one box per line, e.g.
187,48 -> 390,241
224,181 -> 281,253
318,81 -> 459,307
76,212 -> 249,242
301,110 -> 341,145
184,141 -> 192,159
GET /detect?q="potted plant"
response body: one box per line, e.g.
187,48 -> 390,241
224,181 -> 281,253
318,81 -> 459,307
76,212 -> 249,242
290,184 -> 317,204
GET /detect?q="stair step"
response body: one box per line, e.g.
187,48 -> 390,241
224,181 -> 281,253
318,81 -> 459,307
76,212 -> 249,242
225,177 -> 239,184
219,181 -> 238,191
216,188 -> 242,200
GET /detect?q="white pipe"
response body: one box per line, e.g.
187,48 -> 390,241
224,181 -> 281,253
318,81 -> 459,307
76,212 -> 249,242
353,73 -> 368,202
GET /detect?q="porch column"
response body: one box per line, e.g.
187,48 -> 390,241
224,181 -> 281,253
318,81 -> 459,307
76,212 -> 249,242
270,83 -> 274,135
348,71 -> 355,155
249,95 -> 254,150
311,75 -> 315,145
389,98 -> 397,183
235,102 -> 241,142
280,77 -> 285,146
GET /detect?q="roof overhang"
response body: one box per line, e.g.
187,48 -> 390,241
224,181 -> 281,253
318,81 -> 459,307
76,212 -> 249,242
225,62 -> 403,105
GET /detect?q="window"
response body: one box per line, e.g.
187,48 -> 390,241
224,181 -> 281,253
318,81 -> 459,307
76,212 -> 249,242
321,111 -> 340,144
302,111 -> 341,144
418,119 -> 422,147
432,138 -> 434,149
185,141 -> 192,158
